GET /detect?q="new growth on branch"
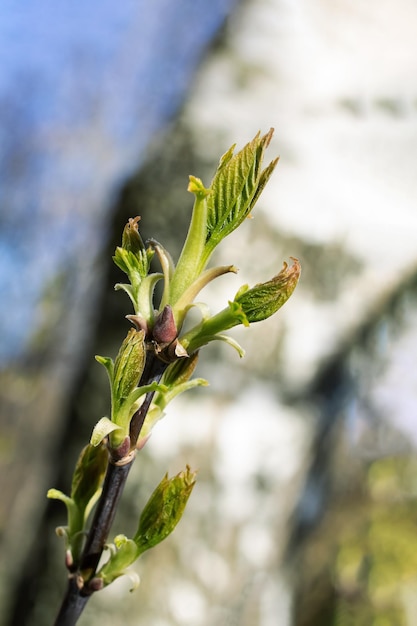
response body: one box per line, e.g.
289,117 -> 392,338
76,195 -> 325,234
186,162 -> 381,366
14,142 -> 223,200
49,129 -> 300,625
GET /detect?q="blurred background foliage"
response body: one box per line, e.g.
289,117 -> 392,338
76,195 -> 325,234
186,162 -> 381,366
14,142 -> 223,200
1,1 -> 417,625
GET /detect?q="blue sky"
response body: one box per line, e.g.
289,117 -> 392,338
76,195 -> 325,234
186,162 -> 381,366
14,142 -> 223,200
0,0 -> 238,362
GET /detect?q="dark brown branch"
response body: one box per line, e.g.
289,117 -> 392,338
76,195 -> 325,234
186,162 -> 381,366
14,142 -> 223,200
53,578 -> 89,626
79,460 -> 133,580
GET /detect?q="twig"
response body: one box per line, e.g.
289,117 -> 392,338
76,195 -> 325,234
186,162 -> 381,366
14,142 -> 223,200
53,353 -> 167,626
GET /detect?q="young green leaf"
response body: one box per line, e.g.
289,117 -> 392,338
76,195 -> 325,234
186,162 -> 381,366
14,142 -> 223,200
133,466 -> 196,554
202,129 -> 278,266
48,443 -> 108,566
95,468 -> 197,588
234,257 -> 301,322
71,443 -> 108,512
112,329 -> 146,409
180,258 -> 300,354
97,535 -> 140,587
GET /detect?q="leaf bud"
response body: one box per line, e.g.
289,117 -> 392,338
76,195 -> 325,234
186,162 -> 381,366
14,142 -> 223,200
121,216 -> 145,253
113,329 -> 146,405
152,305 -> 178,345
235,258 -> 301,323
113,216 -> 153,280
134,466 -> 196,554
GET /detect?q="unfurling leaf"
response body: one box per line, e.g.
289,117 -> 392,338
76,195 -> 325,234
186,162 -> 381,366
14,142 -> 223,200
91,417 -> 123,447
203,128 -> 278,263
113,329 -> 145,406
71,443 -> 108,512
95,468 -> 196,588
97,535 -> 140,587
235,257 -> 301,322
134,466 -> 196,554
121,217 -> 145,254
48,444 -> 108,566
113,216 -> 153,281
180,258 -> 300,355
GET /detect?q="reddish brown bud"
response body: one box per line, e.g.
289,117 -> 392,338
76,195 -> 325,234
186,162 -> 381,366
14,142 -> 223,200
152,305 -> 177,345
